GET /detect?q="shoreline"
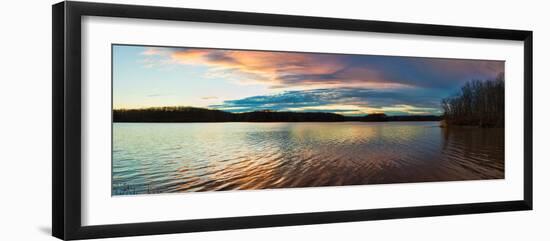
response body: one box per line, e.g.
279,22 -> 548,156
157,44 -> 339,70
112,120 -> 441,123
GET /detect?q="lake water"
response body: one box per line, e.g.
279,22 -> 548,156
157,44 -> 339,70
112,122 -> 504,195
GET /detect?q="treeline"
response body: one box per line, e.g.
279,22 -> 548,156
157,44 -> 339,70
441,73 -> 504,127
113,107 -> 442,123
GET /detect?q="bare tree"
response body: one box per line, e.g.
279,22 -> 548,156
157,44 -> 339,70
441,73 -> 504,127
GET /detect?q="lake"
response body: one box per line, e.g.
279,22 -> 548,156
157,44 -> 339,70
112,122 -> 504,195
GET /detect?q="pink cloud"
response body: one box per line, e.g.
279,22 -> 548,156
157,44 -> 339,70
141,47 -> 504,90
166,49 -> 348,87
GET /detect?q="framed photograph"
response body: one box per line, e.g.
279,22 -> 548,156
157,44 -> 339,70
52,1 -> 533,240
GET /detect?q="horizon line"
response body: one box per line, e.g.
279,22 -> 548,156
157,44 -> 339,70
112,105 -> 442,117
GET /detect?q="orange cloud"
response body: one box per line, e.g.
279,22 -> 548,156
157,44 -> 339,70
167,49 -> 347,87
141,47 -> 503,90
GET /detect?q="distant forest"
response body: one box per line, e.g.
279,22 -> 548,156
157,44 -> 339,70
113,107 -> 442,123
442,73 -> 504,128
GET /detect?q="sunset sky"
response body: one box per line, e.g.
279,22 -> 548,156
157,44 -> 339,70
112,45 -> 504,116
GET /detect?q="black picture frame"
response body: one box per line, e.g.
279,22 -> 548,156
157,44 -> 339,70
52,1 -> 533,240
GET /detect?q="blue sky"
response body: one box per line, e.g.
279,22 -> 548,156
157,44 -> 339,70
112,45 -> 504,116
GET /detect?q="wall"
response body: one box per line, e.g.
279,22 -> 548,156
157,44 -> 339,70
0,0 -> 547,240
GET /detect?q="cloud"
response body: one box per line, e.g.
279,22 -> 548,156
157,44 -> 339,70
419,58 -> 504,77
209,88 -> 443,116
141,47 -> 503,91
141,48 -> 163,56
201,96 -> 218,100
147,93 -> 172,97
167,48 -> 346,87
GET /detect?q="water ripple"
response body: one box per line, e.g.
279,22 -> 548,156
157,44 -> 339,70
112,122 -> 504,195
